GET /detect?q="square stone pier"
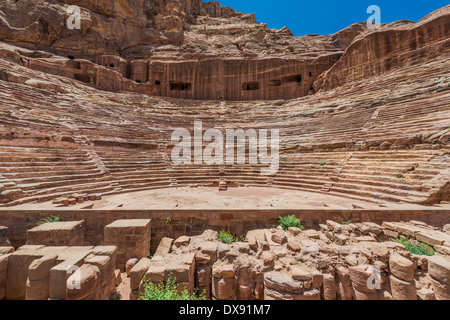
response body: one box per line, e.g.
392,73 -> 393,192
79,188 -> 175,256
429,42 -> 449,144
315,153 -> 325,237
27,221 -> 85,246
104,219 -> 151,269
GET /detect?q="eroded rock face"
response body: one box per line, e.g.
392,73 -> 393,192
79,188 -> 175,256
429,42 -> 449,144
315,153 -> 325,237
130,221 -> 450,300
0,2 -> 447,101
315,6 -> 450,91
0,0 -> 369,100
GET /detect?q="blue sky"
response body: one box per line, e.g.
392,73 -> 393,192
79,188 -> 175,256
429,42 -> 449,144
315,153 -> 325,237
217,1 -> 449,36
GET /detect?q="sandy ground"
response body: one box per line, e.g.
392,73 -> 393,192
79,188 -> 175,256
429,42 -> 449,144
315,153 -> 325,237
9,186 -> 448,210
116,272 -> 131,300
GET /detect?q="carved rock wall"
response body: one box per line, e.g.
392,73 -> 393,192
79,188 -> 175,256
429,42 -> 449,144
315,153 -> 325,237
315,6 -> 450,91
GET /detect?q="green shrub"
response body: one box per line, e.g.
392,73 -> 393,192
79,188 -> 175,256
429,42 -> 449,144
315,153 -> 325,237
341,220 -> 352,225
288,46 -> 294,52
217,230 -> 237,244
36,215 -> 61,226
396,237 -> 435,256
139,271 -> 206,300
319,162 -> 326,166
397,174 -> 404,179
279,215 -> 305,231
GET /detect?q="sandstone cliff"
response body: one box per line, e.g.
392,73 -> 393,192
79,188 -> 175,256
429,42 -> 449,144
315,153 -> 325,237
315,5 -> 450,92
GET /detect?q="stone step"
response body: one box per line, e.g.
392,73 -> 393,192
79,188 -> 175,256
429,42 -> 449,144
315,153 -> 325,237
7,184 -> 114,206
335,176 -> 426,191
1,168 -> 100,177
0,160 -> 96,167
10,171 -> 107,184
329,185 -> 428,203
19,177 -> 114,193
331,180 -> 429,198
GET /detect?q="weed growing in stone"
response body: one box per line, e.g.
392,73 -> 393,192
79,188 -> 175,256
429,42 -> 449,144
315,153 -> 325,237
396,237 -> 435,256
217,230 -> 238,244
279,215 -> 305,231
36,215 -> 61,226
139,271 -> 206,300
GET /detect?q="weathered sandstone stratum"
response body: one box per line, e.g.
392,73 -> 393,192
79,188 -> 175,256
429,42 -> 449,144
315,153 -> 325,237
0,0 -> 368,100
0,2 -> 448,207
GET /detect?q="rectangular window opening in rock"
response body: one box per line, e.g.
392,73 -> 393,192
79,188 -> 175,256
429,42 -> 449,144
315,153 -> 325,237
242,82 -> 260,91
282,74 -> 302,84
170,82 -> 192,91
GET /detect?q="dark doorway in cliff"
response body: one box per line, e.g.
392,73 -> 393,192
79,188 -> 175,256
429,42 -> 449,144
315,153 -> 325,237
242,82 -> 259,91
110,64 -> 114,68
68,55 -> 75,60
155,80 -> 161,86
309,72 -> 313,77
74,74 -> 90,83
268,79 -> 282,87
282,74 -> 302,84
170,82 -> 191,91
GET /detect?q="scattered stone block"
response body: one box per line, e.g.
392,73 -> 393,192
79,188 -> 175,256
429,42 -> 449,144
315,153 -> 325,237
427,255 -> 450,284
154,237 -> 174,258
104,219 -> 151,268
66,264 -> 98,300
390,275 -> 417,300
271,230 -> 287,245
174,236 -> 190,248
287,241 -> 301,252
389,254 -> 415,281
349,265 -> 377,295
114,270 -> 122,287
130,257 -> 152,290
126,258 -> 139,277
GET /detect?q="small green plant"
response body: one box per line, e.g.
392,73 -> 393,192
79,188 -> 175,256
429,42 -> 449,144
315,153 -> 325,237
319,162 -> 326,166
165,217 -> 172,224
36,215 -> 61,226
147,253 -> 153,260
288,46 -> 294,52
397,173 -> 404,179
217,230 -> 237,244
395,237 -> 435,256
279,215 -> 305,231
200,8 -> 207,16
341,220 -> 352,225
139,271 -> 206,300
